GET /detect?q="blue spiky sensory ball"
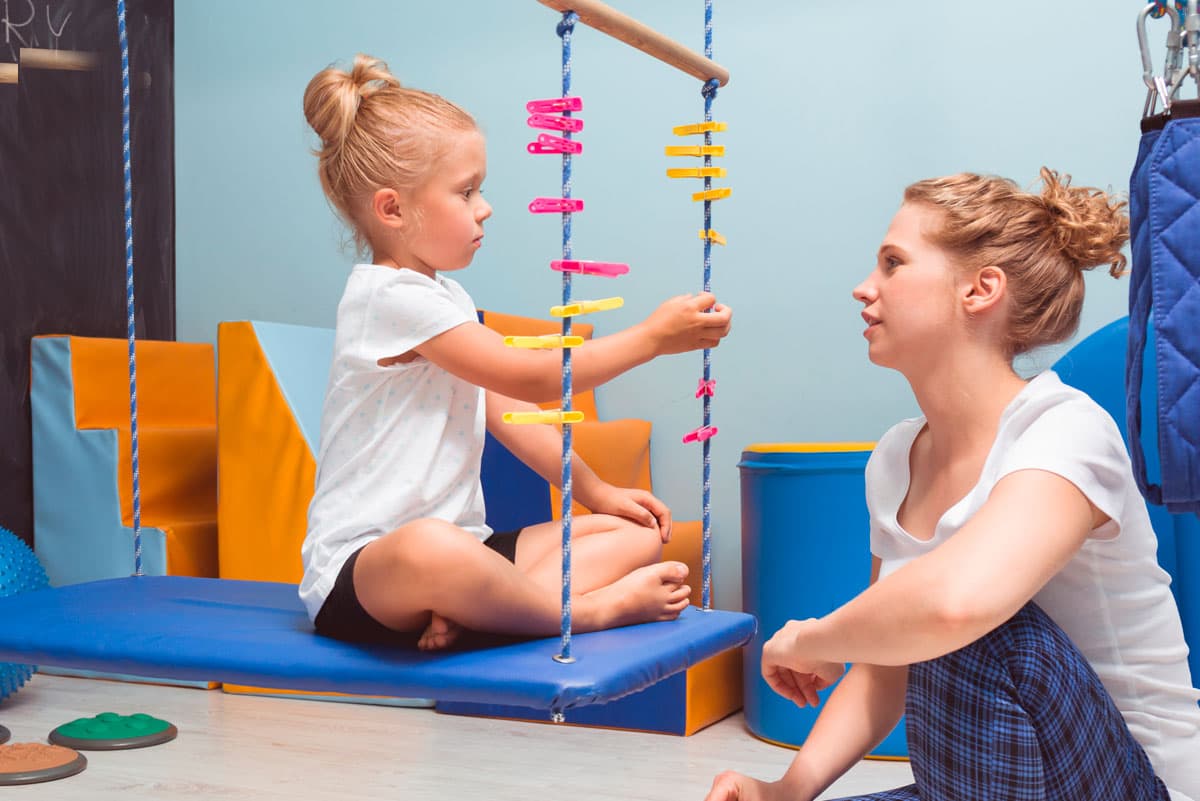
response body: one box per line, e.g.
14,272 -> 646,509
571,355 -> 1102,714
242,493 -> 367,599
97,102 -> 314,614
0,526 -> 49,702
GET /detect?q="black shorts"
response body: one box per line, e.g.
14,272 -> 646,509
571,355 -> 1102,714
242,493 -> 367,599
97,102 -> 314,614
313,529 -> 521,647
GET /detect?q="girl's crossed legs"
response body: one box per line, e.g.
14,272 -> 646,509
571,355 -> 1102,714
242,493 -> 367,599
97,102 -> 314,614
347,514 -> 690,650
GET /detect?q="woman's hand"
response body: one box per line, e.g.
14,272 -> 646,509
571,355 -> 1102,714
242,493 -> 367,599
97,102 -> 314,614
761,619 -> 846,707
703,772 -> 792,801
583,483 -> 672,542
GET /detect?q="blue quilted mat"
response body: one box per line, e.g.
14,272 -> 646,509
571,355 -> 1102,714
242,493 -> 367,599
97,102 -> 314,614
1127,101 -> 1200,514
0,576 -> 755,714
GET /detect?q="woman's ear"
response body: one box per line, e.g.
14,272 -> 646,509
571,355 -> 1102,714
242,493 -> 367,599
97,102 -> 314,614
372,188 -> 406,230
962,265 -> 1007,315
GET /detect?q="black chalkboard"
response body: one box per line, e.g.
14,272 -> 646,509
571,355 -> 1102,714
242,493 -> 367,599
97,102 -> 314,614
0,0 -> 174,546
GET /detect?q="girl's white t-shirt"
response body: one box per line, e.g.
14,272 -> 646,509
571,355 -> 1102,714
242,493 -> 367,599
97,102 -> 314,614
868,371 -> 1200,801
300,266 -> 489,621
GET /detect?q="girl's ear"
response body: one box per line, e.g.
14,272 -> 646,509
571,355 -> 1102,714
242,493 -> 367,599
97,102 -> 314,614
962,265 -> 1007,315
372,188 -> 405,230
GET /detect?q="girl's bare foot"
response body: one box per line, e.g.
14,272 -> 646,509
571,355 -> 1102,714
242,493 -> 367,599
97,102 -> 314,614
578,561 -> 691,631
418,612 -> 464,651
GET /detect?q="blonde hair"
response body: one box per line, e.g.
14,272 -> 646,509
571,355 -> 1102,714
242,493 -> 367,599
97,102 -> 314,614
904,168 -> 1129,357
302,54 -> 477,255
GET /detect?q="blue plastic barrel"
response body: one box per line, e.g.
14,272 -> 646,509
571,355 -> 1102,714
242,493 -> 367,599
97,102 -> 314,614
738,443 -> 907,758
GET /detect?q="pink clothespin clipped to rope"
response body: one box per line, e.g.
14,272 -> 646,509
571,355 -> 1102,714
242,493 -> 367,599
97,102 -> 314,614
695,378 -> 716,398
526,97 -> 583,114
682,425 -> 718,444
550,259 -> 629,277
527,133 -> 583,155
529,198 -> 584,214
527,113 -> 584,133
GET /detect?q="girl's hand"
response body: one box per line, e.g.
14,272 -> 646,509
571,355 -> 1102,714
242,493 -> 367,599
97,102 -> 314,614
642,292 -> 733,355
703,772 -> 791,801
761,619 -> 846,707
585,484 -> 673,542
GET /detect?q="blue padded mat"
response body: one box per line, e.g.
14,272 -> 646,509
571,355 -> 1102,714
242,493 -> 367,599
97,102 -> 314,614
0,577 -> 755,714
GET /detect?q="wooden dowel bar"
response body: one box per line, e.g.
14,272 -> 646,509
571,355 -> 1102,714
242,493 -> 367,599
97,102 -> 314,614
537,0 -> 730,86
20,48 -> 98,72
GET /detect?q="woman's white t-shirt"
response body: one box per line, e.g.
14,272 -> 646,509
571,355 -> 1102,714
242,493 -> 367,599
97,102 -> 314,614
299,266 -> 490,622
868,371 -> 1200,801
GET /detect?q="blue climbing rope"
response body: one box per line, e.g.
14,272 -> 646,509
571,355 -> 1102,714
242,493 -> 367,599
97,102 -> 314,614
700,0 -> 717,611
117,0 -> 143,577
554,10 -> 579,665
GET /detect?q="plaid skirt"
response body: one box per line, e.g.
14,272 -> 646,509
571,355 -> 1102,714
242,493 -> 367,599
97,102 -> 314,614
832,603 -> 1170,801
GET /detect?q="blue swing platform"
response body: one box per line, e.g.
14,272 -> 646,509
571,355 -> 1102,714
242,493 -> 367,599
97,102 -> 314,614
0,576 -> 755,716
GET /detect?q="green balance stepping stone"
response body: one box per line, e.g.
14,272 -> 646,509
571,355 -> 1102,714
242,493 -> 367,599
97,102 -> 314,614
49,712 -> 177,750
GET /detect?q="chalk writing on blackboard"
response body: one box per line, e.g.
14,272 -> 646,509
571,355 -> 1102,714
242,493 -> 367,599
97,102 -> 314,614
3,1 -> 73,61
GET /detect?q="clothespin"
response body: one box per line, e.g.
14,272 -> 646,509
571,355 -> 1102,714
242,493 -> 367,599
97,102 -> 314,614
504,410 -> 586,425
528,133 -> 583,155
665,145 -> 725,158
550,260 -> 629,277
673,121 -> 727,136
529,197 -> 584,214
549,297 -> 624,318
692,187 -> 732,202
695,378 -> 716,398
699,229 -> 727,245
526,97 -> 583,114
682,425 -> 718,444
666,167 -> 727,179
504,335 -> 585,349
527,113 -> 584,133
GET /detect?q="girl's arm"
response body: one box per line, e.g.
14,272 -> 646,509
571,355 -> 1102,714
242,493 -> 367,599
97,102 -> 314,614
483,391 -> 669,532
770,468 -> 1102,672
413,293 -> 730,403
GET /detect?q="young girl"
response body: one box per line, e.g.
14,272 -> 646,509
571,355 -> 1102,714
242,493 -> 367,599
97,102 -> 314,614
705,170 -> 1200,801
298,54 -> 732,651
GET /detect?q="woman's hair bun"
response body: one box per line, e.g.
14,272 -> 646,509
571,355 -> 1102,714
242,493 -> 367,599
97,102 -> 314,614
1037,167 -> 1129,277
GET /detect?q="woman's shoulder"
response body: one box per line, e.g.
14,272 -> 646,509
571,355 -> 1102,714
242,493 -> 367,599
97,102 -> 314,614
1003,371 -> 1121,442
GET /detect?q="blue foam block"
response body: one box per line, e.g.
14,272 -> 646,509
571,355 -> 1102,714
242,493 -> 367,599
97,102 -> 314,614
0,576 -> 755,714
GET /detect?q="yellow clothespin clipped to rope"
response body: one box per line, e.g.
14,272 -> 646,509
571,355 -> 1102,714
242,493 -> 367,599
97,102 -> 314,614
699,229 -> 727,245
549,297 -> 624,318
503,334 -> 585,349
664,145 -> 726,157
673,121 -> 728,136
692,187 -> 732,202
666,167 -> 727,179
503,410 -> 586,425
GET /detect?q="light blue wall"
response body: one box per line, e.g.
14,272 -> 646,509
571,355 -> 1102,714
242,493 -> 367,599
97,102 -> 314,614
177,1 -> 1148,610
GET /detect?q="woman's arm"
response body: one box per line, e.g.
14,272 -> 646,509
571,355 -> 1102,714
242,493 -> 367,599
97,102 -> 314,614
413,294 -> 730,403
770,468 -> 1103,671
705,559 -> 908,801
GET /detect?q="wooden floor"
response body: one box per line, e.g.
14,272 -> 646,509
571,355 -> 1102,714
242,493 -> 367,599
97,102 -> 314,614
0,675 -> 912,799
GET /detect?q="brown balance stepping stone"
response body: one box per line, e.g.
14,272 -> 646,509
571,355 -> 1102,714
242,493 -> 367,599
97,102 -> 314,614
0,742 -> 87,785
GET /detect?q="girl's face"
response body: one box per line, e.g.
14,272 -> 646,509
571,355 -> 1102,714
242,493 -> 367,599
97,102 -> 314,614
405,129 -> 492,275
852,202 -> 963,372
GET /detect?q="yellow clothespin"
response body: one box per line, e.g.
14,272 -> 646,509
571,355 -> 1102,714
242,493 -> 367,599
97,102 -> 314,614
549,297 -> 624,318
699,229 -> 727,245
666,167 -> 727,179
503,335 -> 585,349
692,187 -> 732,202
503,410 -> 586,425
664,145 -> 726,157
673,121 -> 728,136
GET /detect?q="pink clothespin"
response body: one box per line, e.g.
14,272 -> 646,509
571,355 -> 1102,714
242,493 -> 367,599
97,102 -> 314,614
527,113 -> 584,133
527,134 -> 584,155
682,425 -> 719,444
695,378 -> 717,398
529,197 -> 584,214
550,259 -> 630,277
526,97 -> 583,114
